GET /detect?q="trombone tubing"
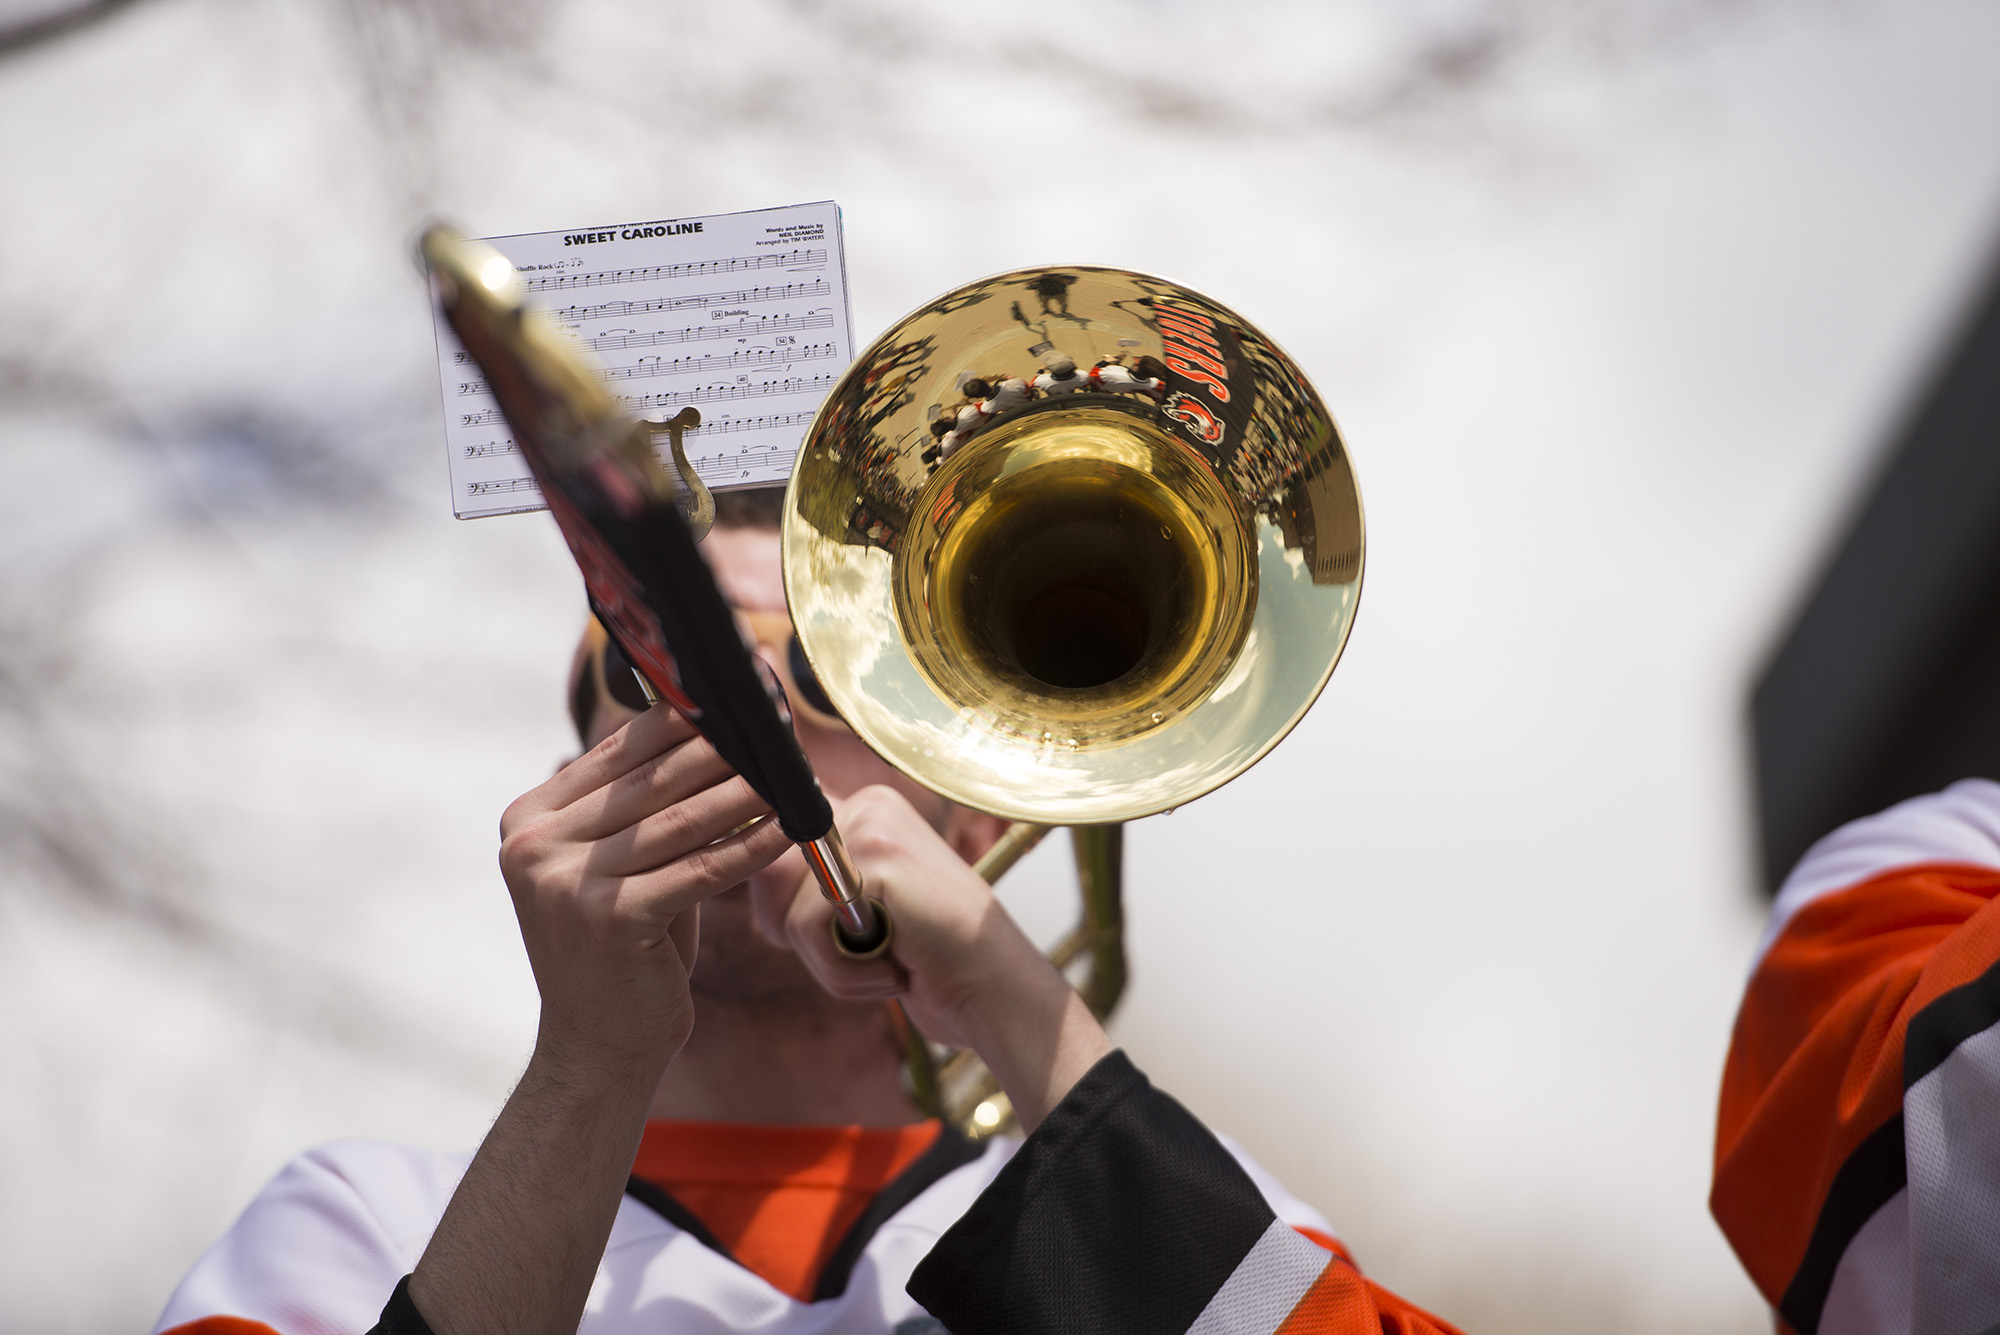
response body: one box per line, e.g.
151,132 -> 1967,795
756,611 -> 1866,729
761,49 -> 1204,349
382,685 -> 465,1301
802,825 -> 881,944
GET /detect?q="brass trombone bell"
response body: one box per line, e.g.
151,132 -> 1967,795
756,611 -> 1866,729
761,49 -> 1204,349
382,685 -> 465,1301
782,267 -> 1363,825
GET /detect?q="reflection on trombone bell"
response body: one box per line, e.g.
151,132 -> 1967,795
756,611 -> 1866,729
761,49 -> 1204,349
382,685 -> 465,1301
785,265 -> 1365,1133
918,353 -> 1174,475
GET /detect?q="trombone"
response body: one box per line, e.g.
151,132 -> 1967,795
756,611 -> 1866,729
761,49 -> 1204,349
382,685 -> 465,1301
782,266 -> 1364,1135
425,234 -> 1364,1136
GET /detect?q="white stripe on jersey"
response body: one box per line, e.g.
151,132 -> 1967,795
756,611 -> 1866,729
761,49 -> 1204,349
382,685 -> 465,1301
1757,779 -> 2000,971
1907,1018 -> 2000,1334
1184,1218 -> 1330,1335
1821,1189 -> 1910,1335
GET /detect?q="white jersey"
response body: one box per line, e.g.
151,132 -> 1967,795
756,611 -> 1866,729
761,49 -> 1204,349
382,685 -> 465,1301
1089,362 -> 1162,396
155,1129 -> 1336,1335
980,378 -> 1033,415
1032,369 -> 1091,395
1716,780 -> 2000,1335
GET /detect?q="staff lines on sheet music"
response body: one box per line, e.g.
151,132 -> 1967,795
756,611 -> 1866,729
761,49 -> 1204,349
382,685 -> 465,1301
456,342 -> 837,397
522,248 -> 826,293
554,279 -> 829,325
447,287 -> 834,366
458,375 -> 824,427
589,310 -> 837,353
470,439 -> 803,494
459,406 -> 819,435
458,380 -> 827,428
619,375 -> 834,412
467,477 -> 539,497
697,448 -> 794,474
680,410 -> 816,438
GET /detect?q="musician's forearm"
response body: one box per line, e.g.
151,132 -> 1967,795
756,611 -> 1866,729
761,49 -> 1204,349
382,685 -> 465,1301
957,935 -> 1114,1135
410,1046 -> 659,1335
765,787 -> 1116,1135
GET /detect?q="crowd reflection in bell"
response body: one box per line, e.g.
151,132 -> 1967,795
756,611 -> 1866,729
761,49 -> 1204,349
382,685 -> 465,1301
919,353 -> 1170,468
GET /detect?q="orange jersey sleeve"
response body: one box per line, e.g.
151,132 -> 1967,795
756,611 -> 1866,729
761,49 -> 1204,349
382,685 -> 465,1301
1714,779 -> 2000,1334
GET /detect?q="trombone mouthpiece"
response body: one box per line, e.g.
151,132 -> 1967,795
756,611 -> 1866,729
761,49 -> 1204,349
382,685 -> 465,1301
803,829 -> 893,960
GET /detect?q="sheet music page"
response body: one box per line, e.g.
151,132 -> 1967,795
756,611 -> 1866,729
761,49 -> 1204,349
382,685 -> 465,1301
430,200 -> 855,519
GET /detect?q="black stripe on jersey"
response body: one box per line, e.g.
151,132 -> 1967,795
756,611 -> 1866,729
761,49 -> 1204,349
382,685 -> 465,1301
1904,953 -> 2000,1087
1778,1113 -> 1907,1335
623,1176 -> 733,1258
366,1274 -> 437,1335
908,1050 -> 1276,1335
1774,960 -> 2000,1334
813,1125 -> 985,1301
623,1125 -> 984,1303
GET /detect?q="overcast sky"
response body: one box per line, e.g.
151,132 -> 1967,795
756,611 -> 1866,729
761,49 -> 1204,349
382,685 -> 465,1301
3,2 -> 2000,1331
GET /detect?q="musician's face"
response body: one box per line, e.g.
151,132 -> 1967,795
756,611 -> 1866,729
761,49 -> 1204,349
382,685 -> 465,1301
578,524 -> 950,820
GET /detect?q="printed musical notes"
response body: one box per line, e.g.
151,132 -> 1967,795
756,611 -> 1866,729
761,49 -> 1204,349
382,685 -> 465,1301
455,341 -> 839,398
619,374 -> 836,410
460,417 -> 820,505
520,248 -> 826,293
430,201 -> 854,519
467,477 -> 538,497
587,313 -> 837,354
679,411 -> 816,438
553,279 -> 829,324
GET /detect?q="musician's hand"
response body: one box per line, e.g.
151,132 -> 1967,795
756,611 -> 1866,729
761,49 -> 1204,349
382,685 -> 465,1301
750,786 -> 1112,1131
497,703 -> 794,1085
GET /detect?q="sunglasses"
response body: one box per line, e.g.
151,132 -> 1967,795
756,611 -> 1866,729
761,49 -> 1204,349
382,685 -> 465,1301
573,612 -> 846,742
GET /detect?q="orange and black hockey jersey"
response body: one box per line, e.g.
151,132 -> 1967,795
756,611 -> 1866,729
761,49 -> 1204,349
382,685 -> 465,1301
1715,778 -> 2000,1334
159,1051 -> 1462,1335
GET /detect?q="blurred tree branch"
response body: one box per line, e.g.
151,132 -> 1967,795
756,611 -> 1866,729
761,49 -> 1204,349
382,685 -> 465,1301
0,0 -> 150,59
0,350 -> 422,1069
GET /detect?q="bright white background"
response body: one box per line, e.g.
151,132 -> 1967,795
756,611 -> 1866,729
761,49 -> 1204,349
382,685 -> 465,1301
3,1 -> 2000,1330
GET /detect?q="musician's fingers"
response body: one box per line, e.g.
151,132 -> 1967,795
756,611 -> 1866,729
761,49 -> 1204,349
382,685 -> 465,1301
586,774 -> 776,879
599,814 -> 793,940
567,730 -> 744,843
522,704 -> 702,818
